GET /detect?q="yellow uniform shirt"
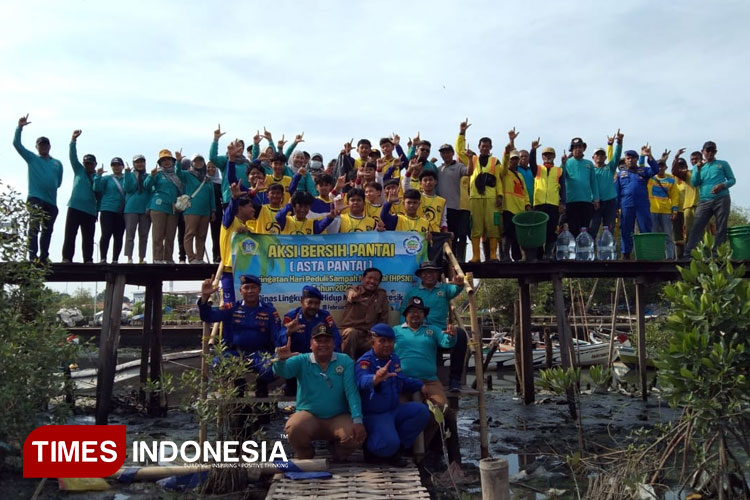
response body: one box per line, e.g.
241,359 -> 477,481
220,217 -> 247,270
648,173 -> 679,214
339,213 -> 377,233
459,175 -> 471,211
255,205 -> 282,234
280,217 -> 316,235
365,201 -> 384,223
682,171 -> 699,209
394,214 -> 430,233
456,133 -> 507,199
419,193 -> 447,232
265,174 -> 291,204
501,168 -> 531,214
533,165 -> 564,206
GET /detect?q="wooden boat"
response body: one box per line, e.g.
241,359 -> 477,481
468,336 -> 610,370
616,346 -> 657,369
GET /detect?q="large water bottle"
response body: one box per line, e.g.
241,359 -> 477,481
575,227 -> 595,261
596,226 -> 616,260
555,224 -> 576,260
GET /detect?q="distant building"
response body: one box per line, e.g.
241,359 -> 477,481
132,291 -> 145,304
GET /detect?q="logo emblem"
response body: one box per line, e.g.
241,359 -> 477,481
335,365 -> 344,374
403,235 -> 423,255
241,238 -> 258,255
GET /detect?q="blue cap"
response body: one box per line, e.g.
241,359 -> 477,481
624,150 -> 639,157
302,285 -> 323,301
370,323 -> 395,339
239,275 -> 261,286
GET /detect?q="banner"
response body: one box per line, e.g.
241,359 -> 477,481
231,232 -> 428,322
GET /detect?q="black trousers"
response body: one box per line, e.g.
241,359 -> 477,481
177,213 -> 187,262
99,210 -> 125,262
446,208 -> 470,262
502,211 -> 522,261
209,215 -> 221,262
62,207 -> 97,262
27,197 -> 58,261
565,201 -> 594,237
437,328 -> 468,384
534,203 -> 561,257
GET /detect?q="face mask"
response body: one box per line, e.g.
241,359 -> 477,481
310,160 -> 324,171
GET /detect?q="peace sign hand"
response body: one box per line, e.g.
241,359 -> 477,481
277,134 -> 287,149
444,324 -> 457,337
276,336 -> 299,361
124,162 -> 132,173
508,127 -> 520,143
201,274 -> 219,299
459,118 -> 471,133
175,149 -> 184,163
253,130 -> 262,145
18,114 -> 31,128
373,359 -> 398,386
531,137 -> 541,150
392,133 -> 400,145
263,127 -> 273,141
294,132 -> 305,144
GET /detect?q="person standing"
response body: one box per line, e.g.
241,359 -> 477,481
683,141 -> 735,257
123,155 -> 151,264
62,129 -> 97,263
93,158 -> 127,263
616,147 -> 658,259
176,152 -> 215,264
206,161 -> 223,263
561,137 -> 599,237
647,157 -> 680,259
589,130 -> 624,238
437,143 -> 472,262
145,149 -> 180,263
13,114 -> 63,263
529,142 -> 566,259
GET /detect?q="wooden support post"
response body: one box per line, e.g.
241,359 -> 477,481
635,278 -> 648,401
199,266 -> 222,446
552,275 -> 578,419
543,328 -> 553,369
479,457 -> 510,500
148,281 -> 165,416
139,285 -> 153,405
518,279 -> 534,404
95,273 -> 126,425
607,277 -> 621,367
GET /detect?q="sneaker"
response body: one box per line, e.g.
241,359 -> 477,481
190,259 -> 205,264
61,258 -> 71,263
112,259 -> 118,264
139,259 -> 146,264
179,259 -> 187,264
127,258 -> 134,264
84,260 -> 94,264
99,258 -> 107,264
449,379 -> 461,392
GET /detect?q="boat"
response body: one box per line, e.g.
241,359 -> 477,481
615,346 -> 656,369
467,335 -> 610,370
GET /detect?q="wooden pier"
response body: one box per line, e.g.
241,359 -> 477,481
39,260 -> 750,422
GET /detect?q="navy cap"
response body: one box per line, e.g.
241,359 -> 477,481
624,150 -> 639,158
239,274 -> 261,286
702,141 -> 717,151
83,154 -> 97,164
36,136 -> 50,145
438,143 -> 454,152
370,323 -> 395,339
403,296 -> 430,316
302,285 -> 323,301
569,137 -> 587,151
312,323 -> 333,338
415,261 -> 442,276
111,157 -> 124,166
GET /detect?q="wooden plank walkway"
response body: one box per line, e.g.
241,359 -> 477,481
265,463 -> 430,500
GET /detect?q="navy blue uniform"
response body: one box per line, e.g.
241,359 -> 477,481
355,349 -> 430,457
281,307 -> 343,354
198,299 -> 283,381
616,156 -> 657,255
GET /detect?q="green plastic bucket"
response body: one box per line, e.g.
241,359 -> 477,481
728,225 -> 750,235
729,232 -> 750,260
633,233 -> 666,260
512,211 -> 549,249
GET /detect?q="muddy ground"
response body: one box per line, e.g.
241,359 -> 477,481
1,365 -> 681,499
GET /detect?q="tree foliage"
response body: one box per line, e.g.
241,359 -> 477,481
0,183 -> 81,447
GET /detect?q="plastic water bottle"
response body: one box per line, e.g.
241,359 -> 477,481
555,225 -> 576,260
596,226 -> 616,260
575,227 -> 595,261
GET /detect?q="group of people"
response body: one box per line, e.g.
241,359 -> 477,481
15,114 -> 735,264
198,261 -> 466,465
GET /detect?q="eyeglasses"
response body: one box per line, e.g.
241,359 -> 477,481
319,372 -> 333,389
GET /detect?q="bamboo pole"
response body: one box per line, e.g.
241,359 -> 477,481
607,278 -> 621,367
199,263 -> 224,445
479,457 -> 509,500
568,280 -> 580,367
443,242 -> 489,459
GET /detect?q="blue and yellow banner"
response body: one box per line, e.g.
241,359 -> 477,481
231,232 -> 428,321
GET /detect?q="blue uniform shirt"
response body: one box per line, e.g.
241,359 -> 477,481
273,352 -> 363,421
616,157 -> 658,209
198,299 -> 283,352
281,307 -> 342,353
355,350 -> 423,415
400,282 -> 464,330
393,323 -> 456,381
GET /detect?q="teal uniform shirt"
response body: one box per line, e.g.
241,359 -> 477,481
400,283 -> 463,330
144,171 -> 180,215
563,157 -> 599,203
13,127 -> 63,205
67,141 -> 97,216
594,143 -> 623,202
123,171 -> 151,214
93,174 -> 126,213
394,323 -> 457,381
176,169 -> 216,216
691,160 -> 735,201
273,352 -> 363,422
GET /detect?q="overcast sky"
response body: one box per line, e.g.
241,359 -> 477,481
1,0 -> 747,295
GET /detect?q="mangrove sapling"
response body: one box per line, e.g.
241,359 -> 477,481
539,366 -> 585,454
657,235 -> 750,499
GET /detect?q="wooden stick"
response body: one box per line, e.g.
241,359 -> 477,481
607,278 -> 621,367
199,262 -> 224,445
